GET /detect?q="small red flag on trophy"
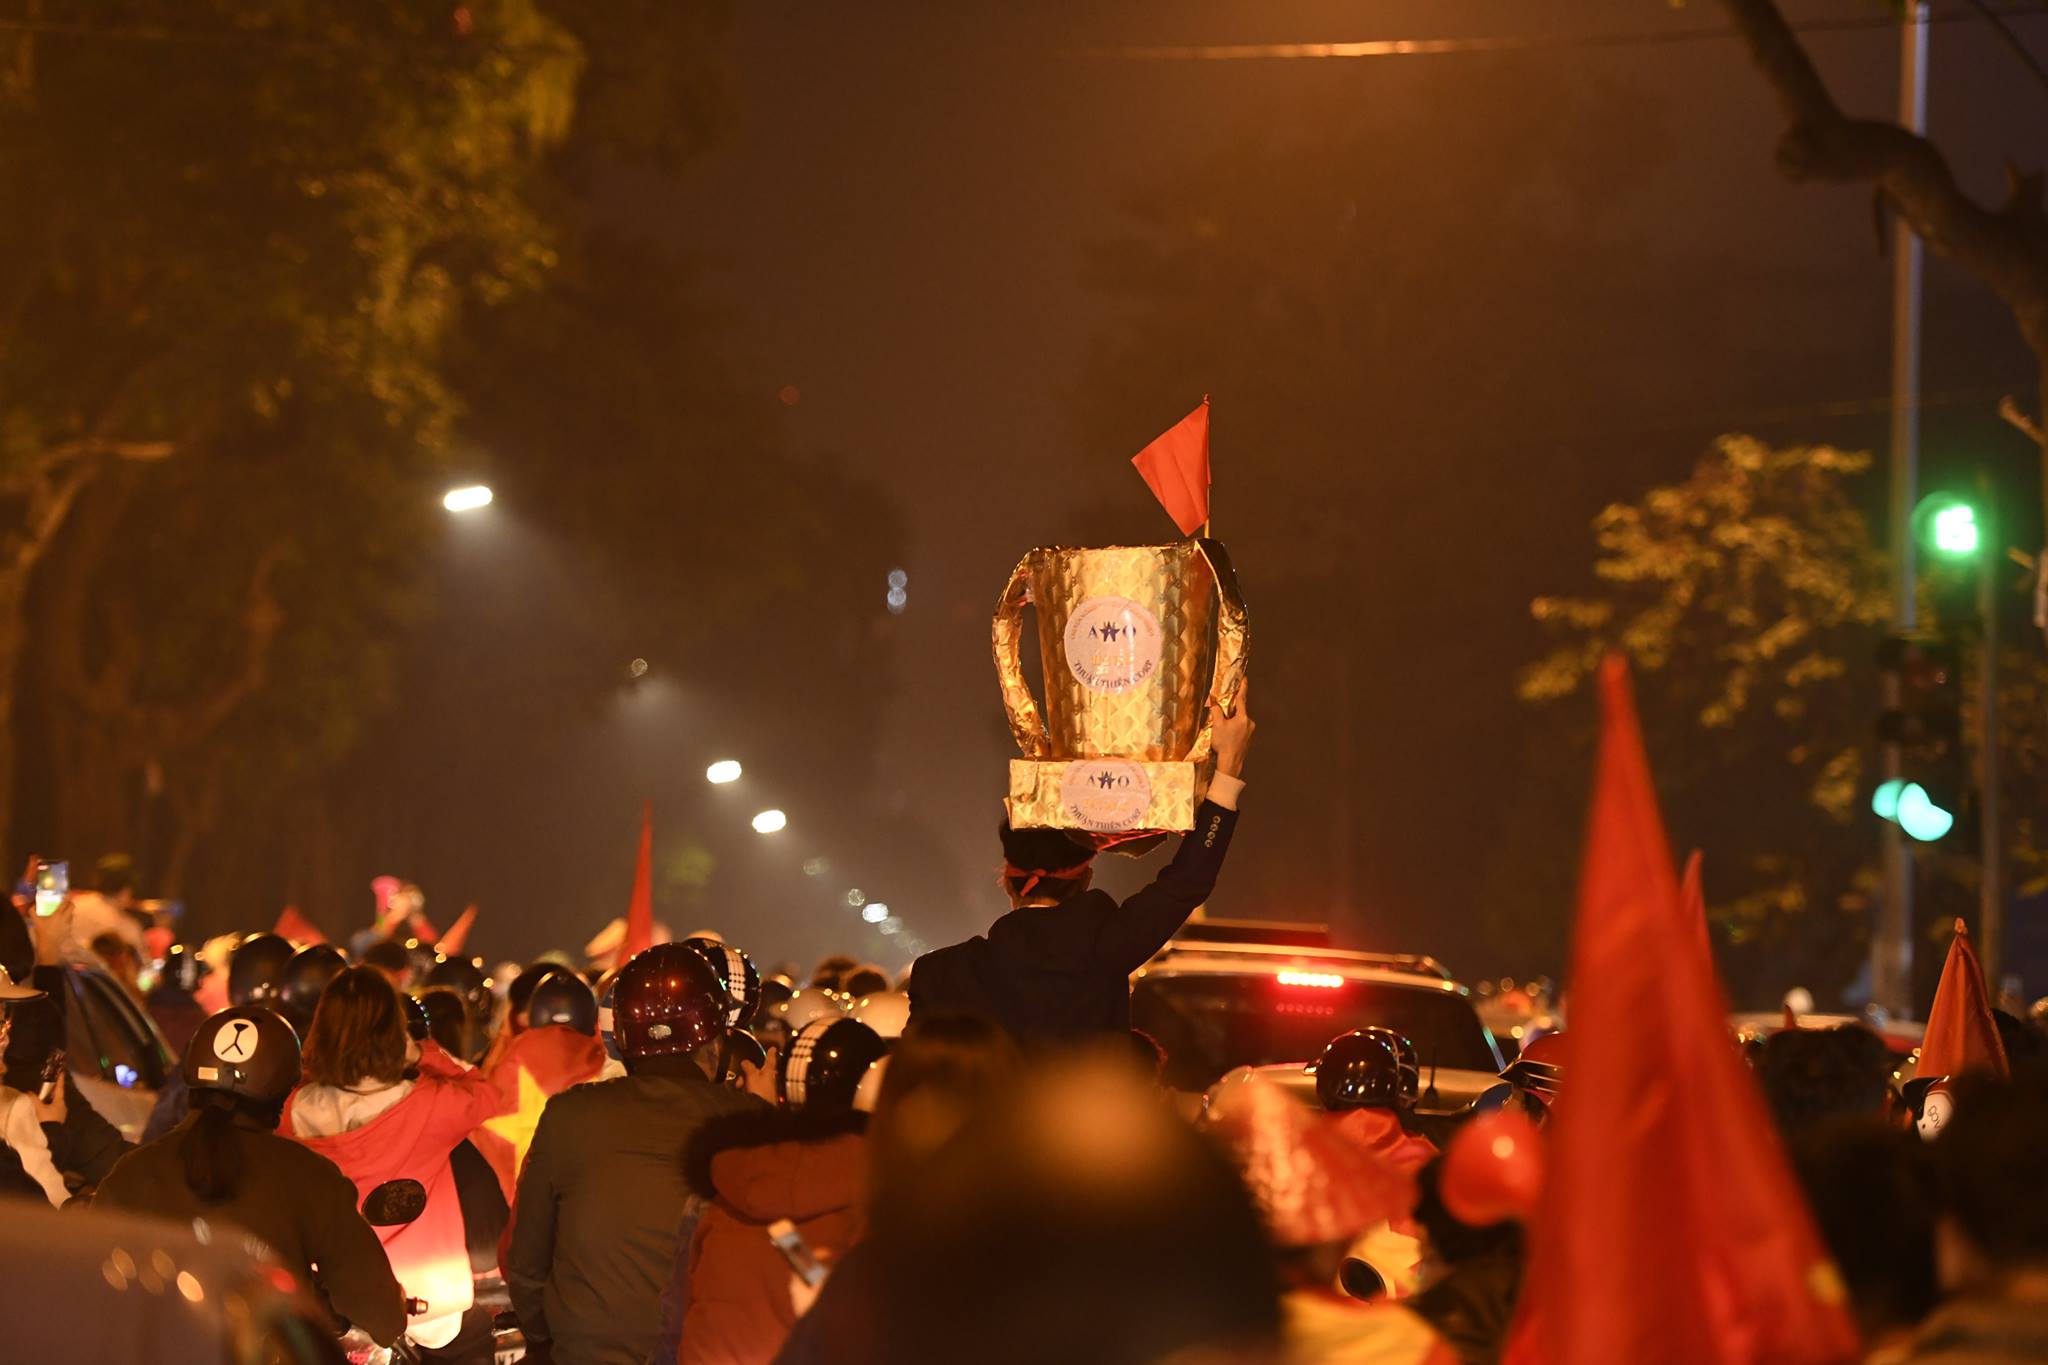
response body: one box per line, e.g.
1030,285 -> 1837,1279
1131,398 -> 1210,536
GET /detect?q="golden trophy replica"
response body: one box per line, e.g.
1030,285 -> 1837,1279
993,539 -> 1248,841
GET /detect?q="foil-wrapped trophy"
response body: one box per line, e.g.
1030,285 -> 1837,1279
993,539 -> 1248,843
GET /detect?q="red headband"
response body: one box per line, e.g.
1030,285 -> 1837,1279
1003,860 -> 1093,898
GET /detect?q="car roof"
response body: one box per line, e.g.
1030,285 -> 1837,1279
1140,939 -> 1467,994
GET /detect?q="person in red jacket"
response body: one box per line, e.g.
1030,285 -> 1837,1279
678,1016 -> 889,1365
282,965 -> 511,1364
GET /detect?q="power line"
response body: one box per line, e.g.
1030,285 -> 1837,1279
1072,4 -> 2048,63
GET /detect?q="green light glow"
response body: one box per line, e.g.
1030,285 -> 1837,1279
1930,503 -> 1980,557
1871,779 -> 1905,821
1896,782 -> 1955,842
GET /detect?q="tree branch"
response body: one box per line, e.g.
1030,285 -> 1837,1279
1715,0 -> 2048,342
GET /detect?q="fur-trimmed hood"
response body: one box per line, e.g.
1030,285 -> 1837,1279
682,1106 -> 868,1211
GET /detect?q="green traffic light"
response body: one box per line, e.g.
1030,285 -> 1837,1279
1896,782 -> 1955,842
1872,779 -> 1905,821
1931,502 -> 1980,557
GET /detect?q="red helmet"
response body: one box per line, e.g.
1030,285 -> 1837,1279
611,944 -> 726,1059
1501,1030 -> 1567,1104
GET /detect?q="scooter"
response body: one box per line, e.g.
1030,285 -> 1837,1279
338,1179 -> 527,1364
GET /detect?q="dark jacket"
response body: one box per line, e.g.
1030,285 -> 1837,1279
679,1108 -> 868,1365
506,1065 -> 765,1365
1404,1247 -> 1523,1365
1888,1286 -> 2048,1364
6,964 -> 133,1186
909,800 -> 1239,1044
94,1110 -> 407,1345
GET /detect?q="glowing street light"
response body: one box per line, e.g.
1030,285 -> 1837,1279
751,808 -> 788,834
861,902 -> 889,924
705,759 -> 743,785
443,485 -> 494,513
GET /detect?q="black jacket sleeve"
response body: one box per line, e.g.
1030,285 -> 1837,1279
1089,801 -> 1240,974
301,1154 -> 407,1346
45,1072 -> 130,1185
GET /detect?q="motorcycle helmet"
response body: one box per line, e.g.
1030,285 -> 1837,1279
185,1006 -> 301,1104
1315,1028 -> 1420,1112
276,944 -> 348,1035
611,944 -> 726,1060
423,953 -> 493,1017
227,932 -> 296,1007
781,1016 -> 888,1113
507,964 -> 570,1027
402,991 -> 430,1042
849,990 -> 911,1040
683,937 -> 764,1030
162,942 -> 208,994
527,970 -> 599,1036
760,987 -> 844,1049
596,969 -> 622,1061
415,985 -> 472,1059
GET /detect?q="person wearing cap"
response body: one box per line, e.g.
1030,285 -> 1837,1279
93,1006 -> 406,1344
0,965 -> 67,1204
908,686 -> 1254,1046
2,896 -> 132,1189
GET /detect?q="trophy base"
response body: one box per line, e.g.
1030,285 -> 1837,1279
1006,757 -> 1212,836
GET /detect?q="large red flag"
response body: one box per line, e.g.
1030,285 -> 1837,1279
1917,919 -> 2009,1083
473,1025 -> 610,1201
614,802 -> 654,971
1506,657 -> 1857,1365
274,906 -> 327,945
436,904 -> 479,957
1130,398 -> 1210,536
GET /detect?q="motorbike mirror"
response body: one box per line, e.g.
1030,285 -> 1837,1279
1338,1257 -> 1386,1302
361,1178 -> 428,1227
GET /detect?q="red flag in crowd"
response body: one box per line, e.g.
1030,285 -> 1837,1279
1130,398 -> 1211,537
1917,918 -> 2009,1084
614,801 -> 655,971
437,904 -> 479,956
1505,656 -> 1857,1365
474,1025 -> 609,1200
1681,848 -> 1708,952
274,906 -> 327,945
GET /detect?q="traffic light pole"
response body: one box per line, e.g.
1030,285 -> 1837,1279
1876,1 -> 1928,1021
1978,481 -> 2005,992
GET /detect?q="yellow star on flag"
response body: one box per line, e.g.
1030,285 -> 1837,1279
482,1064 -> 552,1175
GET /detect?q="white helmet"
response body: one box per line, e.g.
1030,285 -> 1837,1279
850,990 -> 911,1039
765,987 -> 844,1043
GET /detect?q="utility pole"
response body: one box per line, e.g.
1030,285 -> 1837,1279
1978,475 -> 2005,990
1876,2 -> 1928,1022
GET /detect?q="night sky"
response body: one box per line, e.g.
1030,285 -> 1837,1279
464,1 -> 2044,991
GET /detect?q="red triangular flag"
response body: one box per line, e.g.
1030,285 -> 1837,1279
614,801 -> 654,971
1681,848 -> 1708,952
274,906 -> 327,946
1917,919 -> 2009,1083
437,904 -> 479,957
1130,398 -> 1210,537
1504,657 -> 1857,1365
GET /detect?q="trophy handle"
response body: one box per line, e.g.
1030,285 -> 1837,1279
992,550 -> 1053,759
1187,537 -> 1250,765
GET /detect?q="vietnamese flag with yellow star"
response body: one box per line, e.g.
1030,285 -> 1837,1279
472,1025 -> 610,1202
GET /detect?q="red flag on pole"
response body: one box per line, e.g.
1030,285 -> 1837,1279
1680,848 -> 1709,952
437,904 -> 479,957
1130,398 -> 1211,537
274,906 -> 327,946
1917,919 -> 2009,1083
614,802 -> 654,971
1504,656 -> 1857,1365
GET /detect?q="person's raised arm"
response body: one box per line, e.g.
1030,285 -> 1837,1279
1092,683 -> 1255,974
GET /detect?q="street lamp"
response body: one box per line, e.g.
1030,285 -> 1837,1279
751,808 -> 787,834
443,485 -> 494,513
705,759 -> 743,785
861,901 -> 889,924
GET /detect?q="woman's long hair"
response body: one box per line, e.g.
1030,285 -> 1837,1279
301,965 -> 409,1089
181,1089 -> 282,1203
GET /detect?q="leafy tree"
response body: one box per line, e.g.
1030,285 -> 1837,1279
1,2 -> 583,850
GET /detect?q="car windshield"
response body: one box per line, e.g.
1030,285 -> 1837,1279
1132,973 -> 1502,1091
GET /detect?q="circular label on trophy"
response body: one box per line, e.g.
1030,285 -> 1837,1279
1063,596 -> 1164,695
1060,759 -> 1153,832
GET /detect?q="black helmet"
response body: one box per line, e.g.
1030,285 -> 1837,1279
781,1016 -> 888,1113
184,1006 -> 301,1105
423,953 -> 493,1019
227,932 -> 296,1007
361,939 -> 413,981
612,944 -> 726,1060
683,937 -> 763,1030
1315,1028 -> 1419,1112
508,964 -> 569,1025
527,971 -> 598,1036
402,991 -> 431,1042
277,944 -> 348,1035
415,986 -> 473,1058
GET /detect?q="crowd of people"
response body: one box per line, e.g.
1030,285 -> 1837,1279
0,683 -> 2045,1365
